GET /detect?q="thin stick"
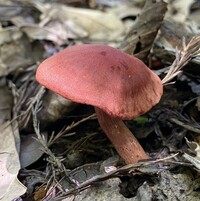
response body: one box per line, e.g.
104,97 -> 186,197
162,36 -> 200,85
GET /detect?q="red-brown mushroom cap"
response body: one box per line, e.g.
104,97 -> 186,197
36,44 -> 163,119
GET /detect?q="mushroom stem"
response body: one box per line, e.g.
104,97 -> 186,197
95,107 -> 149,164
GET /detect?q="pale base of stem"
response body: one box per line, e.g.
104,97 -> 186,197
95,107 -> 149,164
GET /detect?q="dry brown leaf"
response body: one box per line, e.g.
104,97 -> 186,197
21,24 -> 69,46
34,185 -> 48,201
0,78 -> 26,199
0,79 -> 20,153
165,0 -> 195,23
0,122 -> 26,200
0,78 -> 12,124
108,5 -> 141,21
0,27 -> 33,76
159,20 -> 193,50
189,1 -> 200,33
95,0 -> 131,7
41,3 -> 124,41
21,1 -> 124,44
185,137 -> 200,159
38,91 -> 77,128
0,1 -> 22,19
183,137 -> 200,171
120,0 -> 167,61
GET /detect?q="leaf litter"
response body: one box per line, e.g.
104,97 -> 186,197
0,0 -> 200,200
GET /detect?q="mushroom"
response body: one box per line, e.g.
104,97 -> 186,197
36,44 -> 163,164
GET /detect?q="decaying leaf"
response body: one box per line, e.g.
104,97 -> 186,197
21,24 -> 69,46
20,133 -> 47,168
0,122 -> 26,200
160,20 -> 193,49
106,4 -> 141,22
165,0 -> 195,23
0,76 -> 26,199
185,137 -> 200,158
37,90 -> 78,129
189,1 -> 200,32
0,78 -> 12,124
19,1 -> 124,44
120,0 -> 167,60
151,170 -> 200,200
0,27 -> 33,76
183,137 -> 200,171
153,2 -> 200,67
1,0 -> 200,200
0,1 -> 22,18
71,178 -> 124,201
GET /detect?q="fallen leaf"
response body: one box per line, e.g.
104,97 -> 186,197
165,0 -> 195,23
120,0 -> 167,61
183,137 -> 200,171
20,133 -> 47,168
37,90 -> 77,129
0,123 -> 26,201
21,24 -> 68,46
0,80 -> 26,200
34,185 -> 47,201
0,27 -> 33,76
0,1 -> 22,19
160,20 -> 193,49
185,137 -> 200,158
0,78 -> 12,124
21,1 -> 124,44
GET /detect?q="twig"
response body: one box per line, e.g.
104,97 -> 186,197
32,92 -> 66,172
169,118 -> 200,134
14,85 -> 46,127
48,113 -> 96,146
162,36 -> 200,85
65,132 -> 98,153
54,153 -> 183,200
32,89 -> 98,180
